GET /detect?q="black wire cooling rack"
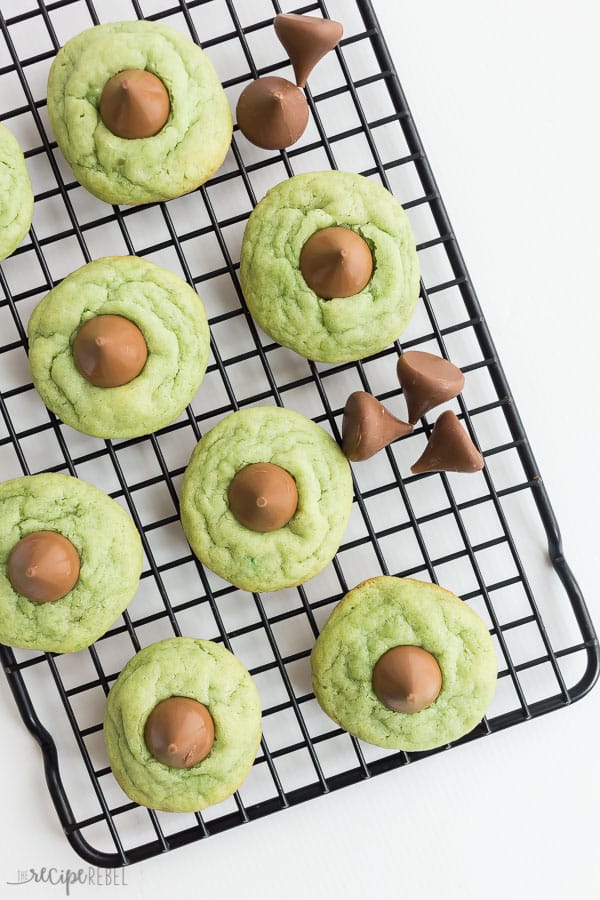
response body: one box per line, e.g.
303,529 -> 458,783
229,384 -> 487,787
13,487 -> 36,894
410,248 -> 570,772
0,0 -> 597,869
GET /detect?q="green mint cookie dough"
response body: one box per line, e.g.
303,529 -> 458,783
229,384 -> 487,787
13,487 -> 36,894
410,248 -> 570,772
104,638 -> 262,812
311,576 -> 497,751
28,256 -> 210,439
0,124 -> 33,261
47,20 -> 232,205
181,406 -> 353,592
0,473 -> 142,653
240,171 -> 420,363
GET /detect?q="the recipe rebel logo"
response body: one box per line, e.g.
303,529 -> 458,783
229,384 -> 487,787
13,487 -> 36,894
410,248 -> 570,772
6,867 -> 128,896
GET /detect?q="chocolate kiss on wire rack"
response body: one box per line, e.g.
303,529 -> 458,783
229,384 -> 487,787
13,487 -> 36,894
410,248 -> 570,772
274,13 -> 343,87
235,75 -> 309,150
397,350 -> 465,424
411,410 -> 484,474
342,391 -> 412,462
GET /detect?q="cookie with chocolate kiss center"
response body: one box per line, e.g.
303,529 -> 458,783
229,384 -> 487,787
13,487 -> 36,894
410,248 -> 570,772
274,13 -> 343,87
236,76 -> 308,150
99,69 -> 170,140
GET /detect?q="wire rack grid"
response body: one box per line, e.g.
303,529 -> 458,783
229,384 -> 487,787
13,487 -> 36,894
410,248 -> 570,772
0,0 -> 597,869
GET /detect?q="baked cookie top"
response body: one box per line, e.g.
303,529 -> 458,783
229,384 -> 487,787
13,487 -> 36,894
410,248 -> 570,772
311,576 -> 497,751
240,171 -> 420,363
0,124 -> 33,261
47,20 -> 232,205
0,473 -> 142,653
104,637 -> 262,812
28,255 -> 210,439
180,406 -> 353,592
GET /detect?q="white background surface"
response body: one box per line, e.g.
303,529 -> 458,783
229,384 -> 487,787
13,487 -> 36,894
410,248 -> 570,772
1,1 -> 599,898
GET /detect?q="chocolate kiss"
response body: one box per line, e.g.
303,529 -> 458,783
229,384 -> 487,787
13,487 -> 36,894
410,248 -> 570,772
144,697 -> 214,769
342,391 -> 413,461
7,531 -> 80,603
99,69 -> 170,140
274,14 -> 343,87
73,314 -> 148,388
396,351 -> 465,424
411,410 -> 484,474
299,226 -> 373,299
236,76 -> 309,150
228,462 -> 298,531
372,645 -> 442,714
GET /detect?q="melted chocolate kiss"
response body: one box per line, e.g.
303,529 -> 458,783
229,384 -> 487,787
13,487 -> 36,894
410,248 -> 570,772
73,314 -> 148,388
300,227 -> 373,299
372,645 -> 442,714
411,410 -> 484,474
99,69 -> 170,140
396,350 -> 465,424
236,76 -> 309,150
144,696 -> 215,769
7,531 -> 80,603
228,463 -> 298,532
342,391 -> 412,461
274,14 -> 343,87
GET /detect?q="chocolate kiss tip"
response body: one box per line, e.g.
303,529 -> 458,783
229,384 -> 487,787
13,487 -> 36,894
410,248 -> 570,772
274,13 -> 343,87
410,410 -> 484,474
342,391 -> 412,462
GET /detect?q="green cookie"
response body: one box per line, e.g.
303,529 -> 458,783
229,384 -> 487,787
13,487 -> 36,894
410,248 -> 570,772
47,20 -> 232,205
181,406 -> 353,592
311,576 -> 497,751
0,473 -> 142,653
0,124 -> 33,261
240,171 -> 420,363
104,638 -> 262,812
28,255 -> 210,439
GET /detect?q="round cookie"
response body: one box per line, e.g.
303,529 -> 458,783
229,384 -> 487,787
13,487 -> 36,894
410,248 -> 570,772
240,171 -> 420,362
28,256 -> 210,439
0,473 -> 142,653
104,637 -> 262,812
181,406 -> 353,592
47,20 -> 232,205
0,124 -> 33,260
311,576 -> 497,751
